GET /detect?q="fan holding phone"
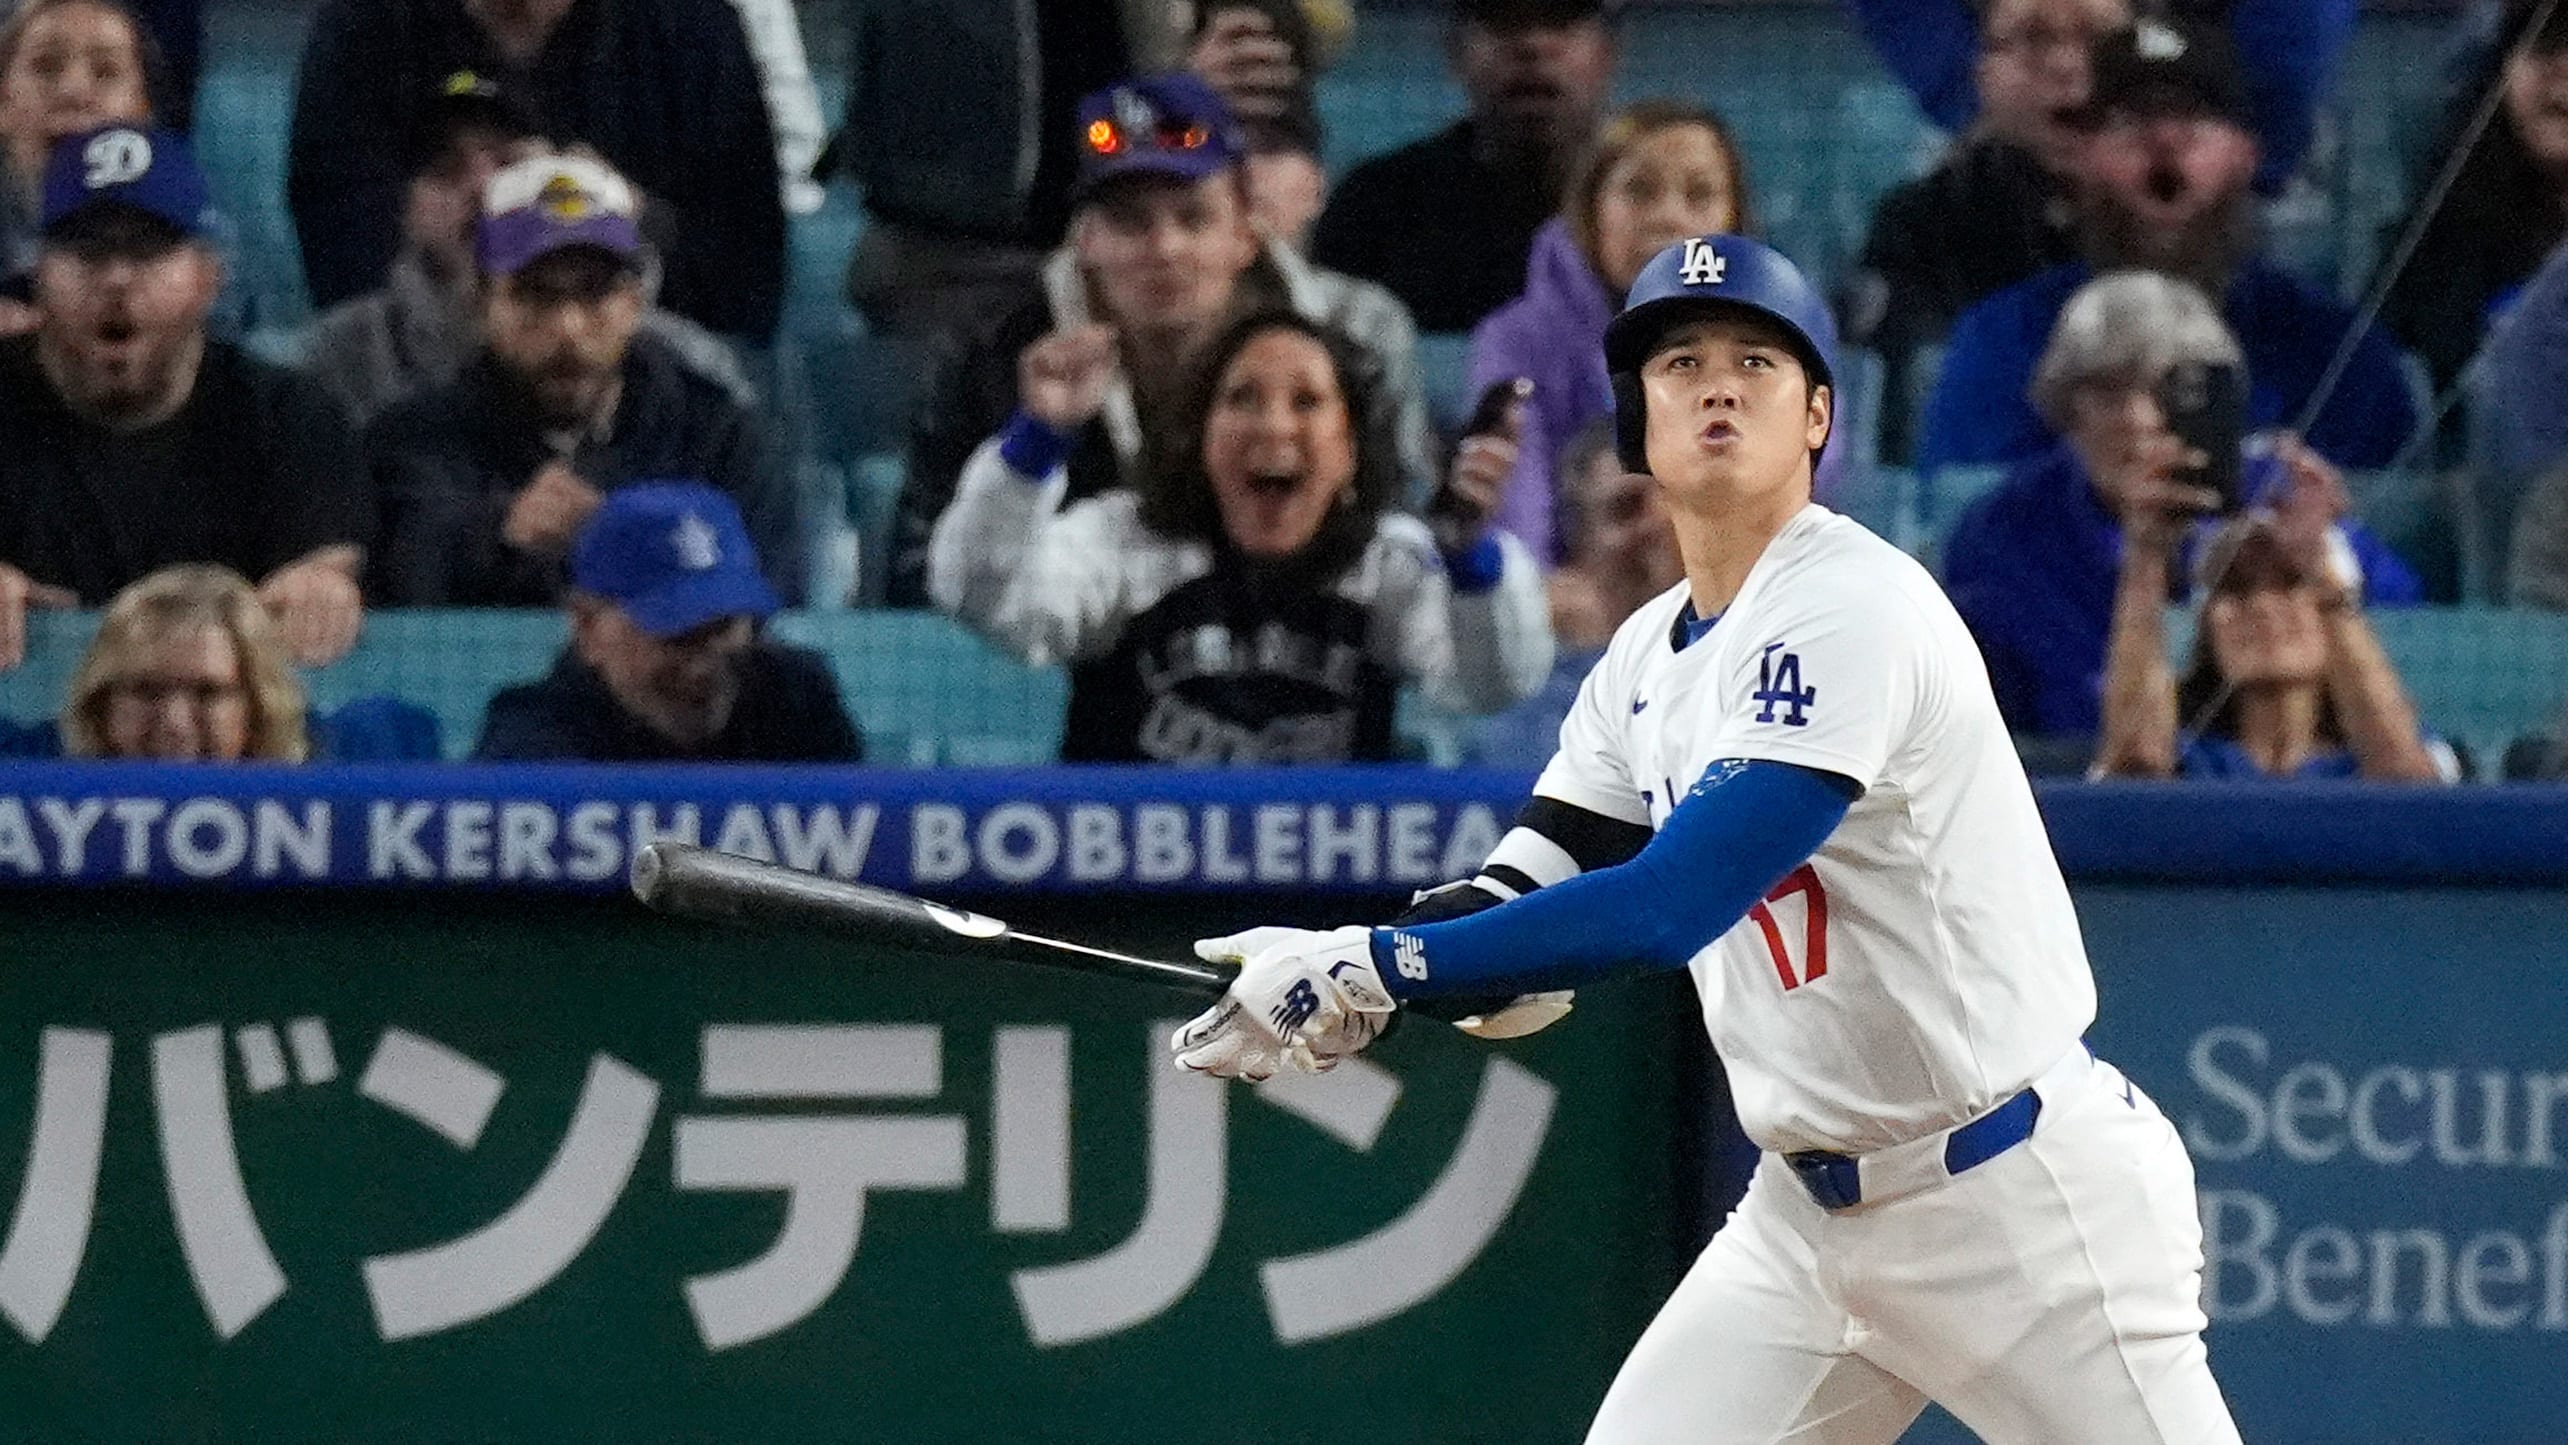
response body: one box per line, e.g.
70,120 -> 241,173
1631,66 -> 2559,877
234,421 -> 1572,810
1941,271 -> 2428,742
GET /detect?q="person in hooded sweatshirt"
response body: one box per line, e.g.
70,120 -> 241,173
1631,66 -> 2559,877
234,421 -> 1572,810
1466,101 -> 1841,567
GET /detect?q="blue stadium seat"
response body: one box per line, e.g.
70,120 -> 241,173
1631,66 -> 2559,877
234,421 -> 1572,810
1415,332 -> 1477,441
1829,465 -> 1914,548
800,458 -> 856,610
5,604 -> 2560,772
845,452 -> 908,609
313,696 -> 445,760
795,317 -> 918,465
1916,463 -> 2011,568
770,610 -> 1066,766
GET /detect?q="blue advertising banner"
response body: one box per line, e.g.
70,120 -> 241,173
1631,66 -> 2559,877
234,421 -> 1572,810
0,763 -> 1527,894
4,764 -> 2565,1439
2075,885 -> 2568,1445
2,764 -> 2564,893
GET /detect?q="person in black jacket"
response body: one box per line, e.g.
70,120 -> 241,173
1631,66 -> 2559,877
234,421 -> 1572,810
0,126 -> 367,671
365,151 -> 795,607
1307,0 -> 1618,332
2383,0 -> 2568,400
1841,0 -> 2119,464
475,481 -> 860,762
287,0 -> 783,341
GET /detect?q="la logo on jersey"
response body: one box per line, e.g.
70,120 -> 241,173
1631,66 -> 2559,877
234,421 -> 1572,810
1753,641 -> 1815,726
1678,238 -> 1727,287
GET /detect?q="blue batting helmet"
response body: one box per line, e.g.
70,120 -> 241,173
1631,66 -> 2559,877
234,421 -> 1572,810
1603,234 -> 1837,473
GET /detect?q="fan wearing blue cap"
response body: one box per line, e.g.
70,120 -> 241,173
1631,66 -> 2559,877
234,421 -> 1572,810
1171,232 -> 2242,1445
0,123 -> 369,670
473,483 -> 861,762
884,70 -> 1439,607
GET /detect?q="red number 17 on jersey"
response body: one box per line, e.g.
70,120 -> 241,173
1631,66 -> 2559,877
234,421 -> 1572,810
1750,864 -> 1829,990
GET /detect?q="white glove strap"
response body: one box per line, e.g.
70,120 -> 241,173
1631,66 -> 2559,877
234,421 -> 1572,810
1483,825 -> 1581,890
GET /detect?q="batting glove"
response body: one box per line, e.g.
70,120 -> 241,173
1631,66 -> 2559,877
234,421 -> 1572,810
1170,925 -> 1398,1080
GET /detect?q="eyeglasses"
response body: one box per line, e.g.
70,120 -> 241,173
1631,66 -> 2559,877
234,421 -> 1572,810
1085,116 -> 1214,157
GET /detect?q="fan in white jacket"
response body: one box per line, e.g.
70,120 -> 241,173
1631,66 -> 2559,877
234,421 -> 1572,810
930,309 -> 1551,763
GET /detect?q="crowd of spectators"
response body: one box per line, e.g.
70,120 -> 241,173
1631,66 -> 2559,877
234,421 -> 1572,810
0,0 -> 2561,778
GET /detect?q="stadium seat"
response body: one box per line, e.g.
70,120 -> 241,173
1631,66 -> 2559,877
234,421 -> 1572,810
769,610 -> 1067,765
1915,463 -> 2010,567
794,317 -> 918,465
2503,733 -> 2558,780
845,452 -> 908,609
1415,332 -> 1477,440
313,696 -> 446,761
5,604 -> 2560,772
800,458 -> 858,610
2344,467 -> 2462,604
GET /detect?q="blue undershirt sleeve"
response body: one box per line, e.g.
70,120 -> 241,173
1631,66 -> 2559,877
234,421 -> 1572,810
1368,759 -> 1859,997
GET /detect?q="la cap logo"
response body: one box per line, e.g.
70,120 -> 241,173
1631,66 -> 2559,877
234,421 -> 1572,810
672,512 -> 720,571
1678,238 -> 1726,288
2135,18 -> 2185,61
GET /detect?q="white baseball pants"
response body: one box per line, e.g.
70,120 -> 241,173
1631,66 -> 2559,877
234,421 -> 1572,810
1586,1051 -> 2243,1445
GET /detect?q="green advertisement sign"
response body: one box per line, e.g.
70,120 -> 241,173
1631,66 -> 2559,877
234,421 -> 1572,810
0,893 -> 1703,1443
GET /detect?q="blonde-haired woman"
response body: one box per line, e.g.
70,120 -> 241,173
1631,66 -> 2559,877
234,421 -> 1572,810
1468,99 -> 1754,564
61,564 -> 308,761
0,0 -> 158,327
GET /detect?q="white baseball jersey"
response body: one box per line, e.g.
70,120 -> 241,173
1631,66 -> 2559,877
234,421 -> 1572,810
1534,504 -> 2095,1156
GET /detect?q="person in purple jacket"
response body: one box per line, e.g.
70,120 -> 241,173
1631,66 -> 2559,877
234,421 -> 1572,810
1464,100 -> 1750,566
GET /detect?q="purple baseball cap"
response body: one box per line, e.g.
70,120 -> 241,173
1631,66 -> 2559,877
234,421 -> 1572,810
476,153 -> 642,276
571,483 -> 777,637
1073,73 -> 1243,204
40,126 -> 216,240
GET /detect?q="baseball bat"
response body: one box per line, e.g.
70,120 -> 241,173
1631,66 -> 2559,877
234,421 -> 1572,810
628,842 -> 1233,997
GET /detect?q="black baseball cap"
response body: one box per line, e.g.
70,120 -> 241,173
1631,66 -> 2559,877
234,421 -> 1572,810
412,70 -> 538,172
2074,18 -> 2252,131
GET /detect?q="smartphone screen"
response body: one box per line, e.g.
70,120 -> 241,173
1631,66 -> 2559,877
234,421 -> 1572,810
2157,360 -> 2246,512
1465,377 -> 1532,437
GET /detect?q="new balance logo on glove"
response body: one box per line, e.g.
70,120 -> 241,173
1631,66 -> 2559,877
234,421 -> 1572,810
1270,980 -> 1321,1035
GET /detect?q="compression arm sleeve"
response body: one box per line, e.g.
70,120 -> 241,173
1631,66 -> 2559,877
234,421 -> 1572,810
1369,759 -> 1857,997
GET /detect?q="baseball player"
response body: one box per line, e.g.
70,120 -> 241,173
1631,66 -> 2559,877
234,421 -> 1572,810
1170,235 -> 2244,1444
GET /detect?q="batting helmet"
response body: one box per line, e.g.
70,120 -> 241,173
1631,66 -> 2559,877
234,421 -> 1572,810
1603,234 -> 1838,473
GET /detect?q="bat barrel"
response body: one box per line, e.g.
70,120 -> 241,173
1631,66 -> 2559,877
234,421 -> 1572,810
628,843 -> 1232,997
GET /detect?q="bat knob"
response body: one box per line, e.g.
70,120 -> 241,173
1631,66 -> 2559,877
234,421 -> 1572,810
630,843 -> 669,903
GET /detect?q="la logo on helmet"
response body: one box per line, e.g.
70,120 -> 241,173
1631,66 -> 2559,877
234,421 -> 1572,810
1678,239 -> 1727,288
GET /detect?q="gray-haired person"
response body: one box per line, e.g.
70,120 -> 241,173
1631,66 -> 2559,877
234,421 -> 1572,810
1940,269 -> 2423,739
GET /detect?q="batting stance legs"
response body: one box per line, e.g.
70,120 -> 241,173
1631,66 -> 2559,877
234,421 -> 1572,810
1587,1052 -> 2242,1445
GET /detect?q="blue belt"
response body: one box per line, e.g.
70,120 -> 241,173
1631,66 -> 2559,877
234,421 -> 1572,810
1783,1086 -> 2045,1212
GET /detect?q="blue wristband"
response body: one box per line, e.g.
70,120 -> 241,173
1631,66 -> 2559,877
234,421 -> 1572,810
997,410 -> 1074,481
1442,534 -> 1506,594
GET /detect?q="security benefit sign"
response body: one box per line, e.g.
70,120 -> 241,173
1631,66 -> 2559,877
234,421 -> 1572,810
2079,885 -> 2568,1445
0,893 -> 1698,1443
